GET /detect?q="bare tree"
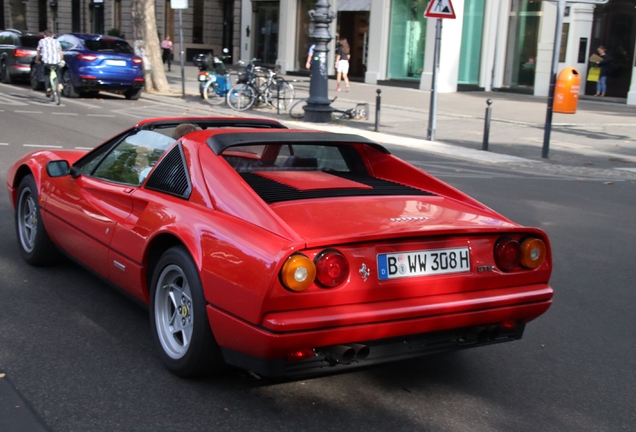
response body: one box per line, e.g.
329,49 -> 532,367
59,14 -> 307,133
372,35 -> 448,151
131,0 -> 170,93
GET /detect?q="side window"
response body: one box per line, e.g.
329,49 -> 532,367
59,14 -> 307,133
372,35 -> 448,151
0,33 -> 11,45
91,130 -> 176,186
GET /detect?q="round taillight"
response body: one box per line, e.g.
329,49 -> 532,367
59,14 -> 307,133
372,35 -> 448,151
520,237 -> 547,269
280,254 -> 316,292
494,237 -> 520,272
314,250 -> 349,288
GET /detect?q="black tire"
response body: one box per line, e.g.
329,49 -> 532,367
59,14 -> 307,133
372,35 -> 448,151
15,175 -> 57,266
226,83 -> 256,111
1,61 -> 14,84
203,80 -> 225,105
149,246 -> 225,377
124,88 -> 142,100
61,69 -> 80,98
289,98 -> 306,119
30,66 -> 44,90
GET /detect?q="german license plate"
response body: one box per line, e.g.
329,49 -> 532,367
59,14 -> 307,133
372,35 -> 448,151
377,247 -> 470,280
106,60 -> 126,66
198,75 -> 208,82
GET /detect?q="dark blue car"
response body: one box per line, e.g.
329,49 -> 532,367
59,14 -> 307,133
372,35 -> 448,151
51,34 -> 144,100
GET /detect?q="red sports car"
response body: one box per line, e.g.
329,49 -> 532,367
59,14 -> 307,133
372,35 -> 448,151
6,117 -> 553,378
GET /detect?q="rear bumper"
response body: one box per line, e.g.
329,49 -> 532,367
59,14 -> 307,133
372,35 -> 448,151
79,78 -> 144,91
207,283 -> 553,376
221,322 -> 526,378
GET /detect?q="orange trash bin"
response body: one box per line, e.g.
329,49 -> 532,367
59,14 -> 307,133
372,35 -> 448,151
554,67 -> 580,114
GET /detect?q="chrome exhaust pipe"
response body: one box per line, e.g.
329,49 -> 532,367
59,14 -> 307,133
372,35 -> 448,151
350,343 -> 370,360
321,345 -> 356,365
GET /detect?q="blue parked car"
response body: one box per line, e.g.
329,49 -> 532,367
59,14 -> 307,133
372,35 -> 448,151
32,34 -> 145,100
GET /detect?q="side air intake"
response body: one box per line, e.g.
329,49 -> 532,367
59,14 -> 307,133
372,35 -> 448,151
145,143 -> 192,199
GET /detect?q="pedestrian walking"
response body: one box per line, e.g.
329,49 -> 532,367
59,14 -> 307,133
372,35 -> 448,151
335,37 -> 350,92
161,35 -> 173,72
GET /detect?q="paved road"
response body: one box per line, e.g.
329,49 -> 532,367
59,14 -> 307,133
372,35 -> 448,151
0,81 -> 635,431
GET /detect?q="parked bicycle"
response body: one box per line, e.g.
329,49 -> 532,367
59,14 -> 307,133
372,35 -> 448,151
226,61 -> 295,112
289,98 -> 369,121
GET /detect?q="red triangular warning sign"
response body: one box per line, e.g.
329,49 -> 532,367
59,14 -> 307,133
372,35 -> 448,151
424,0 -> 456,19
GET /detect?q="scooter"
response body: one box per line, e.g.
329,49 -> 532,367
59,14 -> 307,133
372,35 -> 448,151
194,48 -> 232,98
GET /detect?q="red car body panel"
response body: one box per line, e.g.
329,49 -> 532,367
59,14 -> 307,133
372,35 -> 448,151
6,117 -> 554,377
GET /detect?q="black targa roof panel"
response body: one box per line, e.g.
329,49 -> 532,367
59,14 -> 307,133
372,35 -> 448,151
206,131 -> 391,155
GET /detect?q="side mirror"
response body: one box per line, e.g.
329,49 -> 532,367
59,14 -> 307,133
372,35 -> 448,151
46,160 -> 71,177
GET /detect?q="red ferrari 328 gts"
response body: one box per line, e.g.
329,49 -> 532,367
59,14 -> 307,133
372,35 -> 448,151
6,117 -> 553,378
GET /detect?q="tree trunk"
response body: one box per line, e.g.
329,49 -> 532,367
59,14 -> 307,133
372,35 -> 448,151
131,0 -> 171,94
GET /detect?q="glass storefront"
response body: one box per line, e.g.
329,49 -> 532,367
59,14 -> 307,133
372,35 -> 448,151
504,0 -> 542,88
253,1 -> 280,65
458,0 -> 485,85
295,0 -> 317,71
387,0 -> 427,80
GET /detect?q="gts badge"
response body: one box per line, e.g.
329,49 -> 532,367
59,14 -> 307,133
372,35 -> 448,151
478,265 -> 494,273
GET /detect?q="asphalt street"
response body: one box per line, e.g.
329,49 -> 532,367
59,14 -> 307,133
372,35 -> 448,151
0,77 -> 635,431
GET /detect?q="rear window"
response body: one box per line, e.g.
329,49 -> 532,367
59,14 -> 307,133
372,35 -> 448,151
84,39 -> 134,54
21,36 -> 43,49
222,144 -> 366,174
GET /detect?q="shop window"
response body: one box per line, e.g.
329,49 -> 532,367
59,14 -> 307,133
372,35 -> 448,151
387,0 -> 427,80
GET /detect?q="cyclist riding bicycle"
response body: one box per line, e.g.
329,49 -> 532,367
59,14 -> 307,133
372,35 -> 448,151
35,29 -> 63,97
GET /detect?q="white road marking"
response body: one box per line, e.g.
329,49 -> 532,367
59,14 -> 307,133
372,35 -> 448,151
0,143 -> 9,146
75,147 -> 94,150
14,110 -> 43,114
52,112 -> 79,115
59,99 -> 103,109
23,144 -> 63,148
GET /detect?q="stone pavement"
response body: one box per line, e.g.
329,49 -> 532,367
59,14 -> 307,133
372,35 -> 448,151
152,65 -> 636,179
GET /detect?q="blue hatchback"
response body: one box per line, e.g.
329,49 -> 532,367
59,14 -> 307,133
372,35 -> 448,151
56,34 -> 145,100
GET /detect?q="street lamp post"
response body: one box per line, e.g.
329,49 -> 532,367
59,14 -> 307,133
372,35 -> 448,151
304,0 -> 335,123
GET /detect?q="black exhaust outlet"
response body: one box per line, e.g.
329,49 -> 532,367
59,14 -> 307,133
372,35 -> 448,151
350,343 -> 370,360
321,345 -> 356,365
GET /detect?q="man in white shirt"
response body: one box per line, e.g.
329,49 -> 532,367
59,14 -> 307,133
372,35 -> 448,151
35,29 -> 63,96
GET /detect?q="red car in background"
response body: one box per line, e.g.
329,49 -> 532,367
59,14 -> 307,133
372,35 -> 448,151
6,117 -> 553,378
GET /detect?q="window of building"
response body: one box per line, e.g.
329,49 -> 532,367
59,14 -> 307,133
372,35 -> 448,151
458,0 -> 485,85
193,0 -> 204,43
504,0 -> 542,89
387,0 -> 427,80
72,0 -> 81,32
295,0 -> 316,71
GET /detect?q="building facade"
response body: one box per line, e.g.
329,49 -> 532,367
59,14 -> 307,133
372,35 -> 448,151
1,0 -> 241,63
237,0 -> 636,104
4,0 -> 635,103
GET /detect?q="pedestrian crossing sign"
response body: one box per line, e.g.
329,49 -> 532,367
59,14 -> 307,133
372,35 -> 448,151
424,0 -> 456,19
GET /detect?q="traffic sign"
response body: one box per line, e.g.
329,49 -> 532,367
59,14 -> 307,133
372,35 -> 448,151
424,0 -> 456,19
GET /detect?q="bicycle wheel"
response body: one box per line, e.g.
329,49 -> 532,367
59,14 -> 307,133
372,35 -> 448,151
289,98 -> 306,120
203,79 -> 225,105
53,74 -> 60,105
226,83 -> 256,111
269,80 -> 294,111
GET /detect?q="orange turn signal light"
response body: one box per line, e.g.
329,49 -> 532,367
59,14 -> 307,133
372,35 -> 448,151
520,238 -> 547,269
280,254 -> 316,292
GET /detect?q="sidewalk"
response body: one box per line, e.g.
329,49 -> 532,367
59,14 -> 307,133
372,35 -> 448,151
151,65 -> 636,176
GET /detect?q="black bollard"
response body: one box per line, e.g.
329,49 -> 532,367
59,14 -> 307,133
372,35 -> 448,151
482,99 -> 493,151
375,89 -> 381,132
